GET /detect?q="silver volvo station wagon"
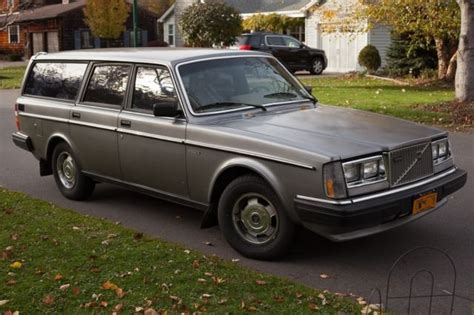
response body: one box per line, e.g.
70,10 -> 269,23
12,48 -> 467,260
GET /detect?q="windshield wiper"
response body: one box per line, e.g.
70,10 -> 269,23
264,92 -> 298,99
198,102 -> 267,112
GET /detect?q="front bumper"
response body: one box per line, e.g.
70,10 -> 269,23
12,132 -> 33,152
295,168 -> 467,241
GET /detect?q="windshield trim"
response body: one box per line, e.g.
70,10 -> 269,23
174,55 -> 313,117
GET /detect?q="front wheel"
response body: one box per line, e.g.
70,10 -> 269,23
310,58 -> 324,75
218,175 -> 295,260
52,142 -> 95,200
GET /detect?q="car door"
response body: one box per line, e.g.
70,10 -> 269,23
265,35 -> 293,67
70,63 -> 132,179
283,36 -> 310,68
117,65 -> 188,198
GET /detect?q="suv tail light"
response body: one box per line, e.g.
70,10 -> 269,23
239,44 -> 252,50
14,103 -> 20,130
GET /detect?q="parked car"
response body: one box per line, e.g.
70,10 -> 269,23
238,32 -> 328,75
12,49 -> 466,260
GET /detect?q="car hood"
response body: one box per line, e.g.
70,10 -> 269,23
212,105 -> 446,160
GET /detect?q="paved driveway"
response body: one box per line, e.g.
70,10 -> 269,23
1,89 -> 472,313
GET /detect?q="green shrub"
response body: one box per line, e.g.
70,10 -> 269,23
358,45 -> 382,74
7,54 -> 23,61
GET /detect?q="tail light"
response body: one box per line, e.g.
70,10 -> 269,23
239,44 -> 252,50
14,103 -> 20,130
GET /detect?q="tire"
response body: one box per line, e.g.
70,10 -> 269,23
218,175 -> 295,260
52,142 -> 95,200
310,58 -> 324,75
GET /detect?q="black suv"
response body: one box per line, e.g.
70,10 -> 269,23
238,32 -> 328,75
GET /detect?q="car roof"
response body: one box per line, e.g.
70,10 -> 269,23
33,48 -> 270,66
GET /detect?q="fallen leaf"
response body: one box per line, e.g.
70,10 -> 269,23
72,226 -> 80,231
212,276 -> 225,285
54,273 -> 63,281
201,294 -> 211,299
144,308 -> 158,315
255,280 -> 266,285
204,242 -> 213,246
115,287 -> 126,298
218,298 -> 227,305
308,302 -> 319,311
248,306 -> 258,312
231,258 -> 240,263
102,280 -> 118,290
10,234 -> 19,241
192,260 -> 200,269
197,278 -> 206,283
59,284 -> 70,291
0,300 -> 9,306
240,300 -> 246,309
295,291 -> 304,298
10,261 -> 23,269
6,279 -> 16,286
99,301 -> 108,307
113,303 -> 124,312
319,274 -> 329,279
42,294 -> 55,305
273,295 -> 285,303
72,287 -> 81,295
135,306 -> 144,312
204,272 -> 213,277
184,250 -> 191,254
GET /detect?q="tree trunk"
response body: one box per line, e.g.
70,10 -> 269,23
455,0 -> 474,102
446,51 -> 457,82
435,37 -> 449,80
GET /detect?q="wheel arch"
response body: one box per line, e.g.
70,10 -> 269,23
201,157 -> 295,228
41,134 -> 75,176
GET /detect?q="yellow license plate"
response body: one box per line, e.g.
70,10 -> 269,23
412,192 -> 437,215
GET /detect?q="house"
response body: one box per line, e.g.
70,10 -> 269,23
159,0 -> 392,73
0,0 -> 158,58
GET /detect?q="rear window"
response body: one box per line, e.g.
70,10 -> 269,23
24,62 -> 88,101
241,35 -> 261,48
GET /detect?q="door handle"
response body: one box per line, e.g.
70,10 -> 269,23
120,120 -> 131,127
72,112 -> 81,119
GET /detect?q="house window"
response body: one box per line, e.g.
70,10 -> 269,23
168,24 -> 174,46
80,30 -> 94,49
8,25 -> 20,44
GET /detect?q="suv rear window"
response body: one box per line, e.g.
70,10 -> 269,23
241,35 -> 262,48
24,62 -> 88,101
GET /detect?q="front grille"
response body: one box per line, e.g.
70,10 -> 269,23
388,142 -> 433,187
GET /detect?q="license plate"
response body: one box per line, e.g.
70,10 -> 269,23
412,192 -> 437,215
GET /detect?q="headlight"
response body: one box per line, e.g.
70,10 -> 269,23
323,162 -> 347,199
431,138 -> 450,164
342,156 -> 387,188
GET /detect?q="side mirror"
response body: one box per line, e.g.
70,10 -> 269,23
300,43 -> 306,49
304,86 -> 313,94
153,103 -> 180,117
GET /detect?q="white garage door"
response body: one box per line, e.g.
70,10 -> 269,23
319,31 -> 367,73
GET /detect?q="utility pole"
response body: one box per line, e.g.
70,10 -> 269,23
132,0 -> 138,47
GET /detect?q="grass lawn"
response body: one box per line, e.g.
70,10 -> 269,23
0,67 -> 26,89
300,75 -> 456,126
0,189 -> 362,314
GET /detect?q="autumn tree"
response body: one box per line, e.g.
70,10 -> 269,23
455,0 -> 474,102
84,0 -> 130,46
179,1 -> 242,47
360,0 -> 460,81
242,14 -> 304,33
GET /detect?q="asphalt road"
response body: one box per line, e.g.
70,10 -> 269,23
1,89 -> 473,313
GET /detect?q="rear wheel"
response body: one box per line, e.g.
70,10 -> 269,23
310,58 -> 324,75
218,175 -> 295,260
52,142 -> 95,200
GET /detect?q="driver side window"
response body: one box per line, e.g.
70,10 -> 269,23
132,66 -> 178,112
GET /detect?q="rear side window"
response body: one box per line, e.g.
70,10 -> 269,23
83,65 -> 131,106
266,36 -> 285,46
24,62 -> 87,101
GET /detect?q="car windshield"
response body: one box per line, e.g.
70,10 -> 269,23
178,57 -> 310,114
